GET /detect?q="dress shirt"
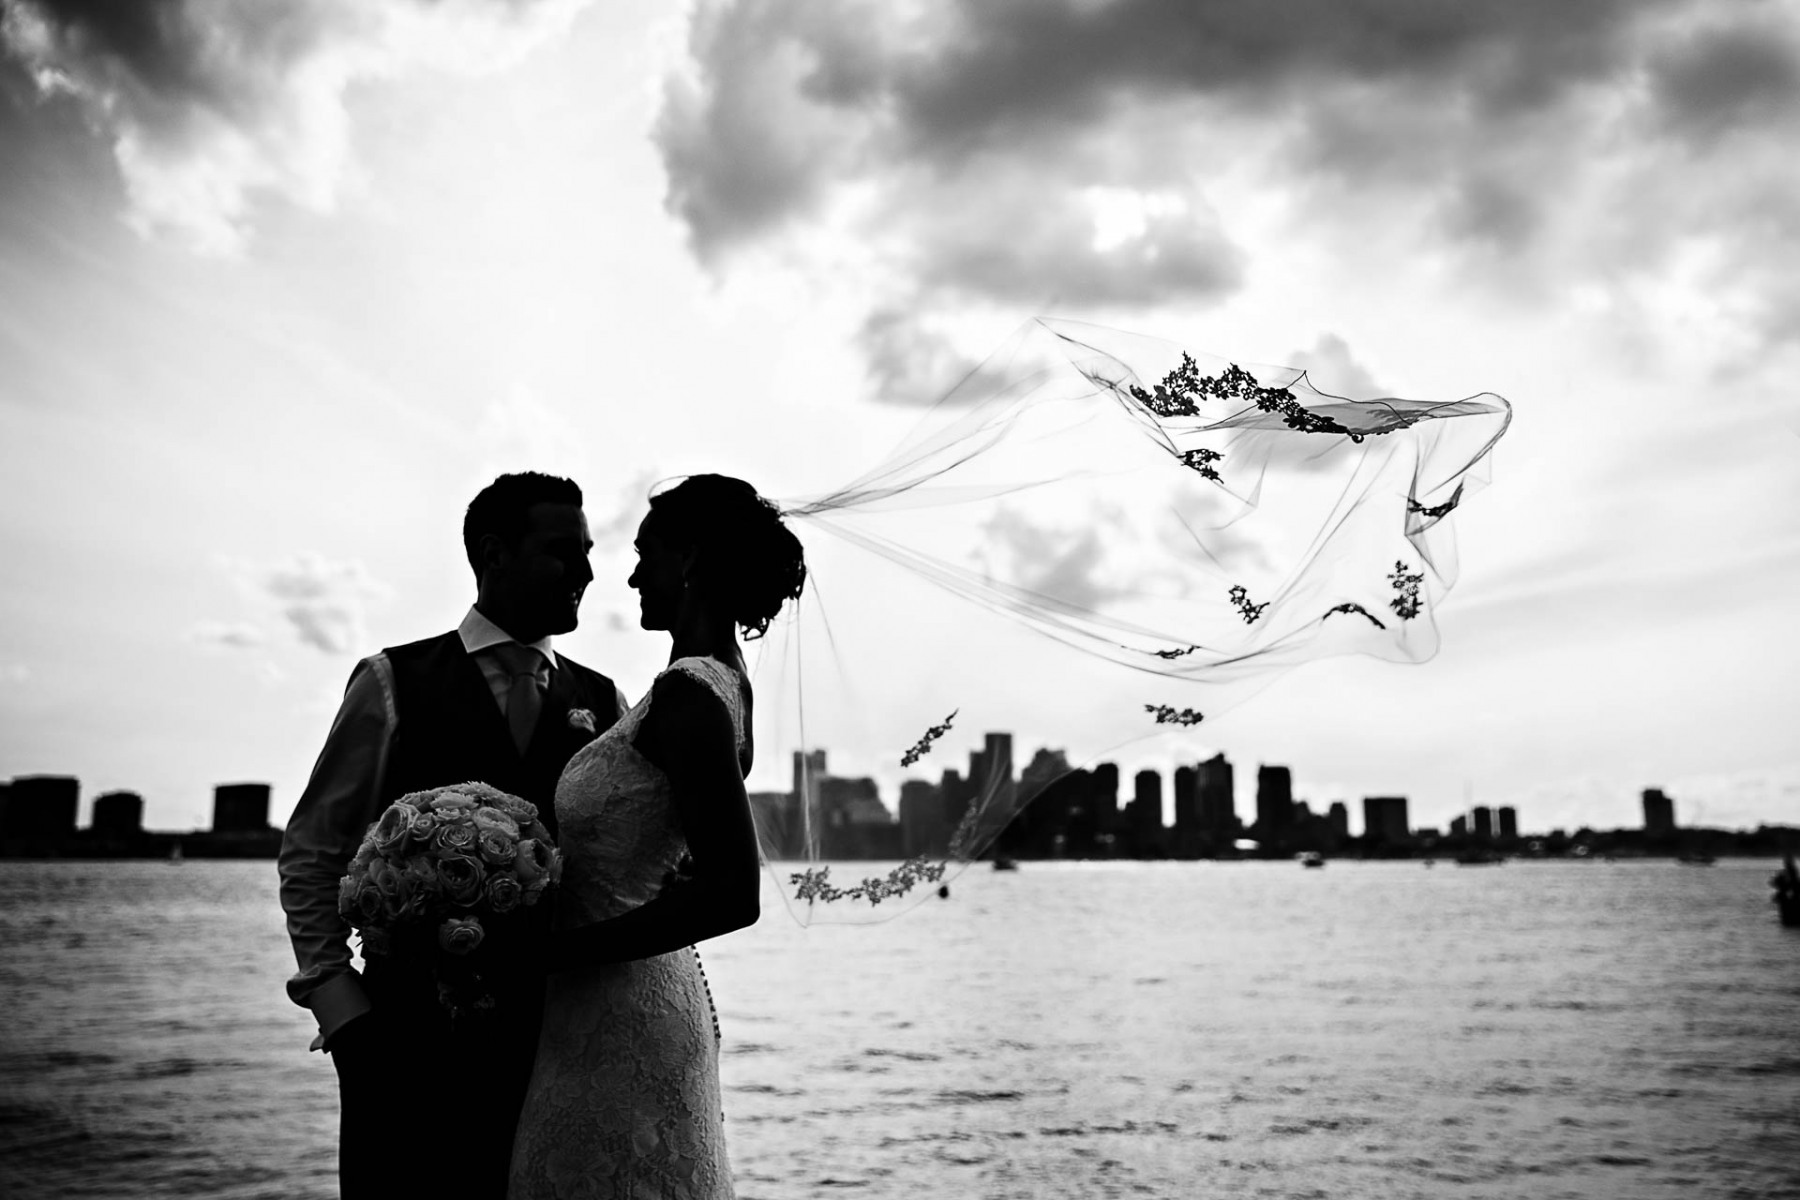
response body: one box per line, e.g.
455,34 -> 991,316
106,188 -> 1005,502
277,606 -> 627,1050
458,605 -> 556,715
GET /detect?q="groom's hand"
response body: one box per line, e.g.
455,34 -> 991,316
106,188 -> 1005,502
324,1012 -> 381,1075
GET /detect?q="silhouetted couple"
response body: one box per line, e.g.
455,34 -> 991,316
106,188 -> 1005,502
279,471 -> 804,1198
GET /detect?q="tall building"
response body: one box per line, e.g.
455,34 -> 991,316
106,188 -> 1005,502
1449,814 -> 1469,838
213,783 -> 271,833
1255,765 -> 1293,846
1362,795 -> 1410,845
1326,801 -> 1350,839
1129,769 -> 1164,854
1018,747 -> 1069,802
1090,763 -> 1120,829
1642,788 -> 1676,836
969,733 -> 1016,812
92,791 -> 144,836
817,774 -> 900,859
938,767 -> 976,851
1472,805 -> 1494,841
1172,765 -> 1199,857
899,780 -> 945,858
792,749 -> 827,803
2,775 -> 79,840
1497,806 -> 1518,840
747,790 -> 801,860
1196,753 -> 1235,847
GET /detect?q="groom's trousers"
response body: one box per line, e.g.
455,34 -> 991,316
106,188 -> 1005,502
332,954 -> 548,1200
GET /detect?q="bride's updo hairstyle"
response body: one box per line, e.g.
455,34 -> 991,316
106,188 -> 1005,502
646,474 -> 806,639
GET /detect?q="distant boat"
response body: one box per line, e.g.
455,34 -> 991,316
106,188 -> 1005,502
1773,854 -> 1799,927
1454,851 -> 1505,866
1297,851 -> 1325,869
1676,853 -> 1716,866
991,856 -> 1019,872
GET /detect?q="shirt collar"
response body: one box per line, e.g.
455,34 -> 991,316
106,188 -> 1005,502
458,606 -> 558,669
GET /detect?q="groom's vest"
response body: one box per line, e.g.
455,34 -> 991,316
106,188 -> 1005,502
380,631 -> 621,841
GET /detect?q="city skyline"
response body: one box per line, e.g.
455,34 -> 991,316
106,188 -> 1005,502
3,731 -> 1790,846
5,735 -> 1786,867
14,723 -> 1800,845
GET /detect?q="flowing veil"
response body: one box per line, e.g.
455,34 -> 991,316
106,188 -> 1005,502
741,318 -> 1512,923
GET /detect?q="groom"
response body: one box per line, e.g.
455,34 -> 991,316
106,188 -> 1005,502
279,471 -> 627,1199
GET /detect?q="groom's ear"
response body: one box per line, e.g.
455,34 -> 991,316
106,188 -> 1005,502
477,532 -> 513,574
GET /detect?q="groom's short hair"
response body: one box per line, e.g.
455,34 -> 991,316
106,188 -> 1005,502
463,472 -> 584,577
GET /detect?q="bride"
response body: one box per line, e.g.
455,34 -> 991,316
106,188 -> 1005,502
509,474 -> 805,1199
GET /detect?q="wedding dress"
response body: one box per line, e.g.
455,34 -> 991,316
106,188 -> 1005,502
509,656 -> 738,1200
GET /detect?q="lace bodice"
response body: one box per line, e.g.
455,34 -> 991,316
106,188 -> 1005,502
510,655 -> 744,1199
553,655 -> 747,926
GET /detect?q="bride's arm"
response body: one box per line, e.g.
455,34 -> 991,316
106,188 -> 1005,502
545,670 -> 760,971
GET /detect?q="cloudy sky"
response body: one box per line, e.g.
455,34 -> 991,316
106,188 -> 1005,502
1,0 -> 1796,836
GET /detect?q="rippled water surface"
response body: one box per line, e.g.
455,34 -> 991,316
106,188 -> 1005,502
2,859 -> 1796,1199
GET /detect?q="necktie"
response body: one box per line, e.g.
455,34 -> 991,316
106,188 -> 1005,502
492,643 -> 546,755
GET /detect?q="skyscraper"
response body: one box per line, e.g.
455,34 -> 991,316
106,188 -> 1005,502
1642,788 -> 1676,836
1362,795 -> 1410,845
1172,765 -> 1199,857
1472,805 -> 1494,841
92,791 -> 144,836
213,783 -> 272,833
940,768 -> 974,848
1130,768 -> 1163,854
1091,763 -> 1120,830
1196,752 -> 1235,847
1255,765 -> 1293,846
977,733 -> 1016,811
1498,806 -> 1518,840
1,775 -> 77,840
1326,801 -> 1350,839
792,749 -> 827,805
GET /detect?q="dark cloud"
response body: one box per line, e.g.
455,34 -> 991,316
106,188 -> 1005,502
1649,19 -> 1800,141
977,505 -> 1131,613
1438,174 -> 1538,251
857,307 -> 983,406
656,0 -> 1800,360
887,0 -> 1664,153
654,0 -> 864,262
0,0 -> 588,251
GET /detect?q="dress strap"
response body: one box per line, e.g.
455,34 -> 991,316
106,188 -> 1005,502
664,657 -> 747,746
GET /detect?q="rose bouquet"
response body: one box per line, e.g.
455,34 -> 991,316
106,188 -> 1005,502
338,781 -> 562,1018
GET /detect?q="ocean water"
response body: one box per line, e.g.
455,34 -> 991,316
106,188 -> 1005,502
1,858 -> 1796,1199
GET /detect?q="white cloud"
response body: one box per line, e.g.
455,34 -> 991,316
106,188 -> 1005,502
225,552 -> 390,654
1287,334 -> 1386,400
183,620 -> 265,649
588,469 -> 663,550
0,0 -> 594,254
474,386 -> 593,489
